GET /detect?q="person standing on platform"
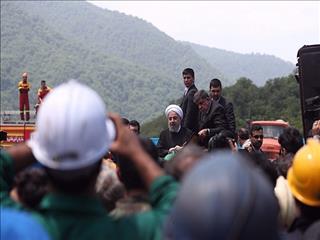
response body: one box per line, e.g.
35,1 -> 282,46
35,80 -> 51,116
18,72 -> 31,121
180,68 -> 199,133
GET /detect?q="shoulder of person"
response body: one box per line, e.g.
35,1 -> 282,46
212,101 -> 224,112
188,87 -> 197,95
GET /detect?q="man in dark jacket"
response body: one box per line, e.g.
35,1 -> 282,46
193,90 -> 228,147
209,78 -> 236,135
180,68 -> 199,133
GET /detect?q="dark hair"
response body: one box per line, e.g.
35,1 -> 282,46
118,136 -> 160,190
129,120 -> 140,133
238,128 -> 249,140
45,160 -> 102,194
295,199 -> 320,221
208,130 -> 234,152
278,127 -> 303,154
41,80 -> 46,84
250,124 -> 263,135
0,130 -> 7,141
121,118 -> 130,125
209,78 -> 222,89
193,90 -> 210,104
244,152 -> 279,187
182,68 -> 194,78
164,144 -> 205,181
14,167 -> 49,208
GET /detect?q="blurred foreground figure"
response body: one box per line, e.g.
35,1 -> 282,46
1,80 -> 177,240
1,208 -> 50,240
165,151 -> 280,240
285,139 -> 320,239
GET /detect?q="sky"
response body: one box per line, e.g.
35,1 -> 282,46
88,1 -> 319,64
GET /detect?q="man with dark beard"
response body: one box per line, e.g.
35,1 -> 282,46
157,105 -> 193,158
245,124 -> 264,153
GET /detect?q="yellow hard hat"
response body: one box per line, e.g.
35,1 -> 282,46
287,139 -> 320,207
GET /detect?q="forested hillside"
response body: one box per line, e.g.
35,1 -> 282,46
1,1 -> 181,121
10,1 -> 226,87
184,42 -> 295,86
142,75 -> 302,137
1,1 -> 296,123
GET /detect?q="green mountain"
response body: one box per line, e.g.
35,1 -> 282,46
1,1 -> 225,122
1,1 -> 296,124
183,42 -> 295,86
11,1 -> 226,87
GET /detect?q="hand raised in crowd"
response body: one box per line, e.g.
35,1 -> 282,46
108,113 -> 164,188
108,113 -> 141,157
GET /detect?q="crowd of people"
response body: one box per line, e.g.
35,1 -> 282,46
1,69 -> 320,240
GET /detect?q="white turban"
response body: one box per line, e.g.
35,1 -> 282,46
165,104 -> 183,119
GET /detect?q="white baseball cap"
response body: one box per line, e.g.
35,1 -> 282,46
28,80 -> 114,170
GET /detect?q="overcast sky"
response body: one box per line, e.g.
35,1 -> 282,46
88,1 -> 319,64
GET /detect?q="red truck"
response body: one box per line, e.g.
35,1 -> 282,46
250,120 -> 289,160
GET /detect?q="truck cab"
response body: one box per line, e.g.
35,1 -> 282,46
250,120 -> 289,160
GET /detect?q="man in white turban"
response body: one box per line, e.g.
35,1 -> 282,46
157,104 -> 193,158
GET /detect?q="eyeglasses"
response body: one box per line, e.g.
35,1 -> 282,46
253,135 -> 264,139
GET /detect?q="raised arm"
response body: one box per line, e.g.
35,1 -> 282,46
109,113 -> 164,189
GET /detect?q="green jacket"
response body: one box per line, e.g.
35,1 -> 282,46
0,151 -> 178,240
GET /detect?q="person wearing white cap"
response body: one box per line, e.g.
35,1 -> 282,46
0,80 -> 178,240
157,104 -> 193,158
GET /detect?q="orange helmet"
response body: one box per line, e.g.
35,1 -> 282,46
287,139 -> 320,207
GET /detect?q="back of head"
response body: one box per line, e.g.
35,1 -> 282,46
28,80 -> 113,192
118,136 -> 160,191
287,139 -> 320,207
208,130 -> 234,152
245,151 -> 279,187
164,144 -> 205,181
238,128 -> 249,141
14,167 -> 48,208
278,127 -> 304,154
166,151 -> 279,240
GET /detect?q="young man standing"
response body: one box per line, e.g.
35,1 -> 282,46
35,80 -> 52,116
180,68 -> 199,133
209,78 -> 236,135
